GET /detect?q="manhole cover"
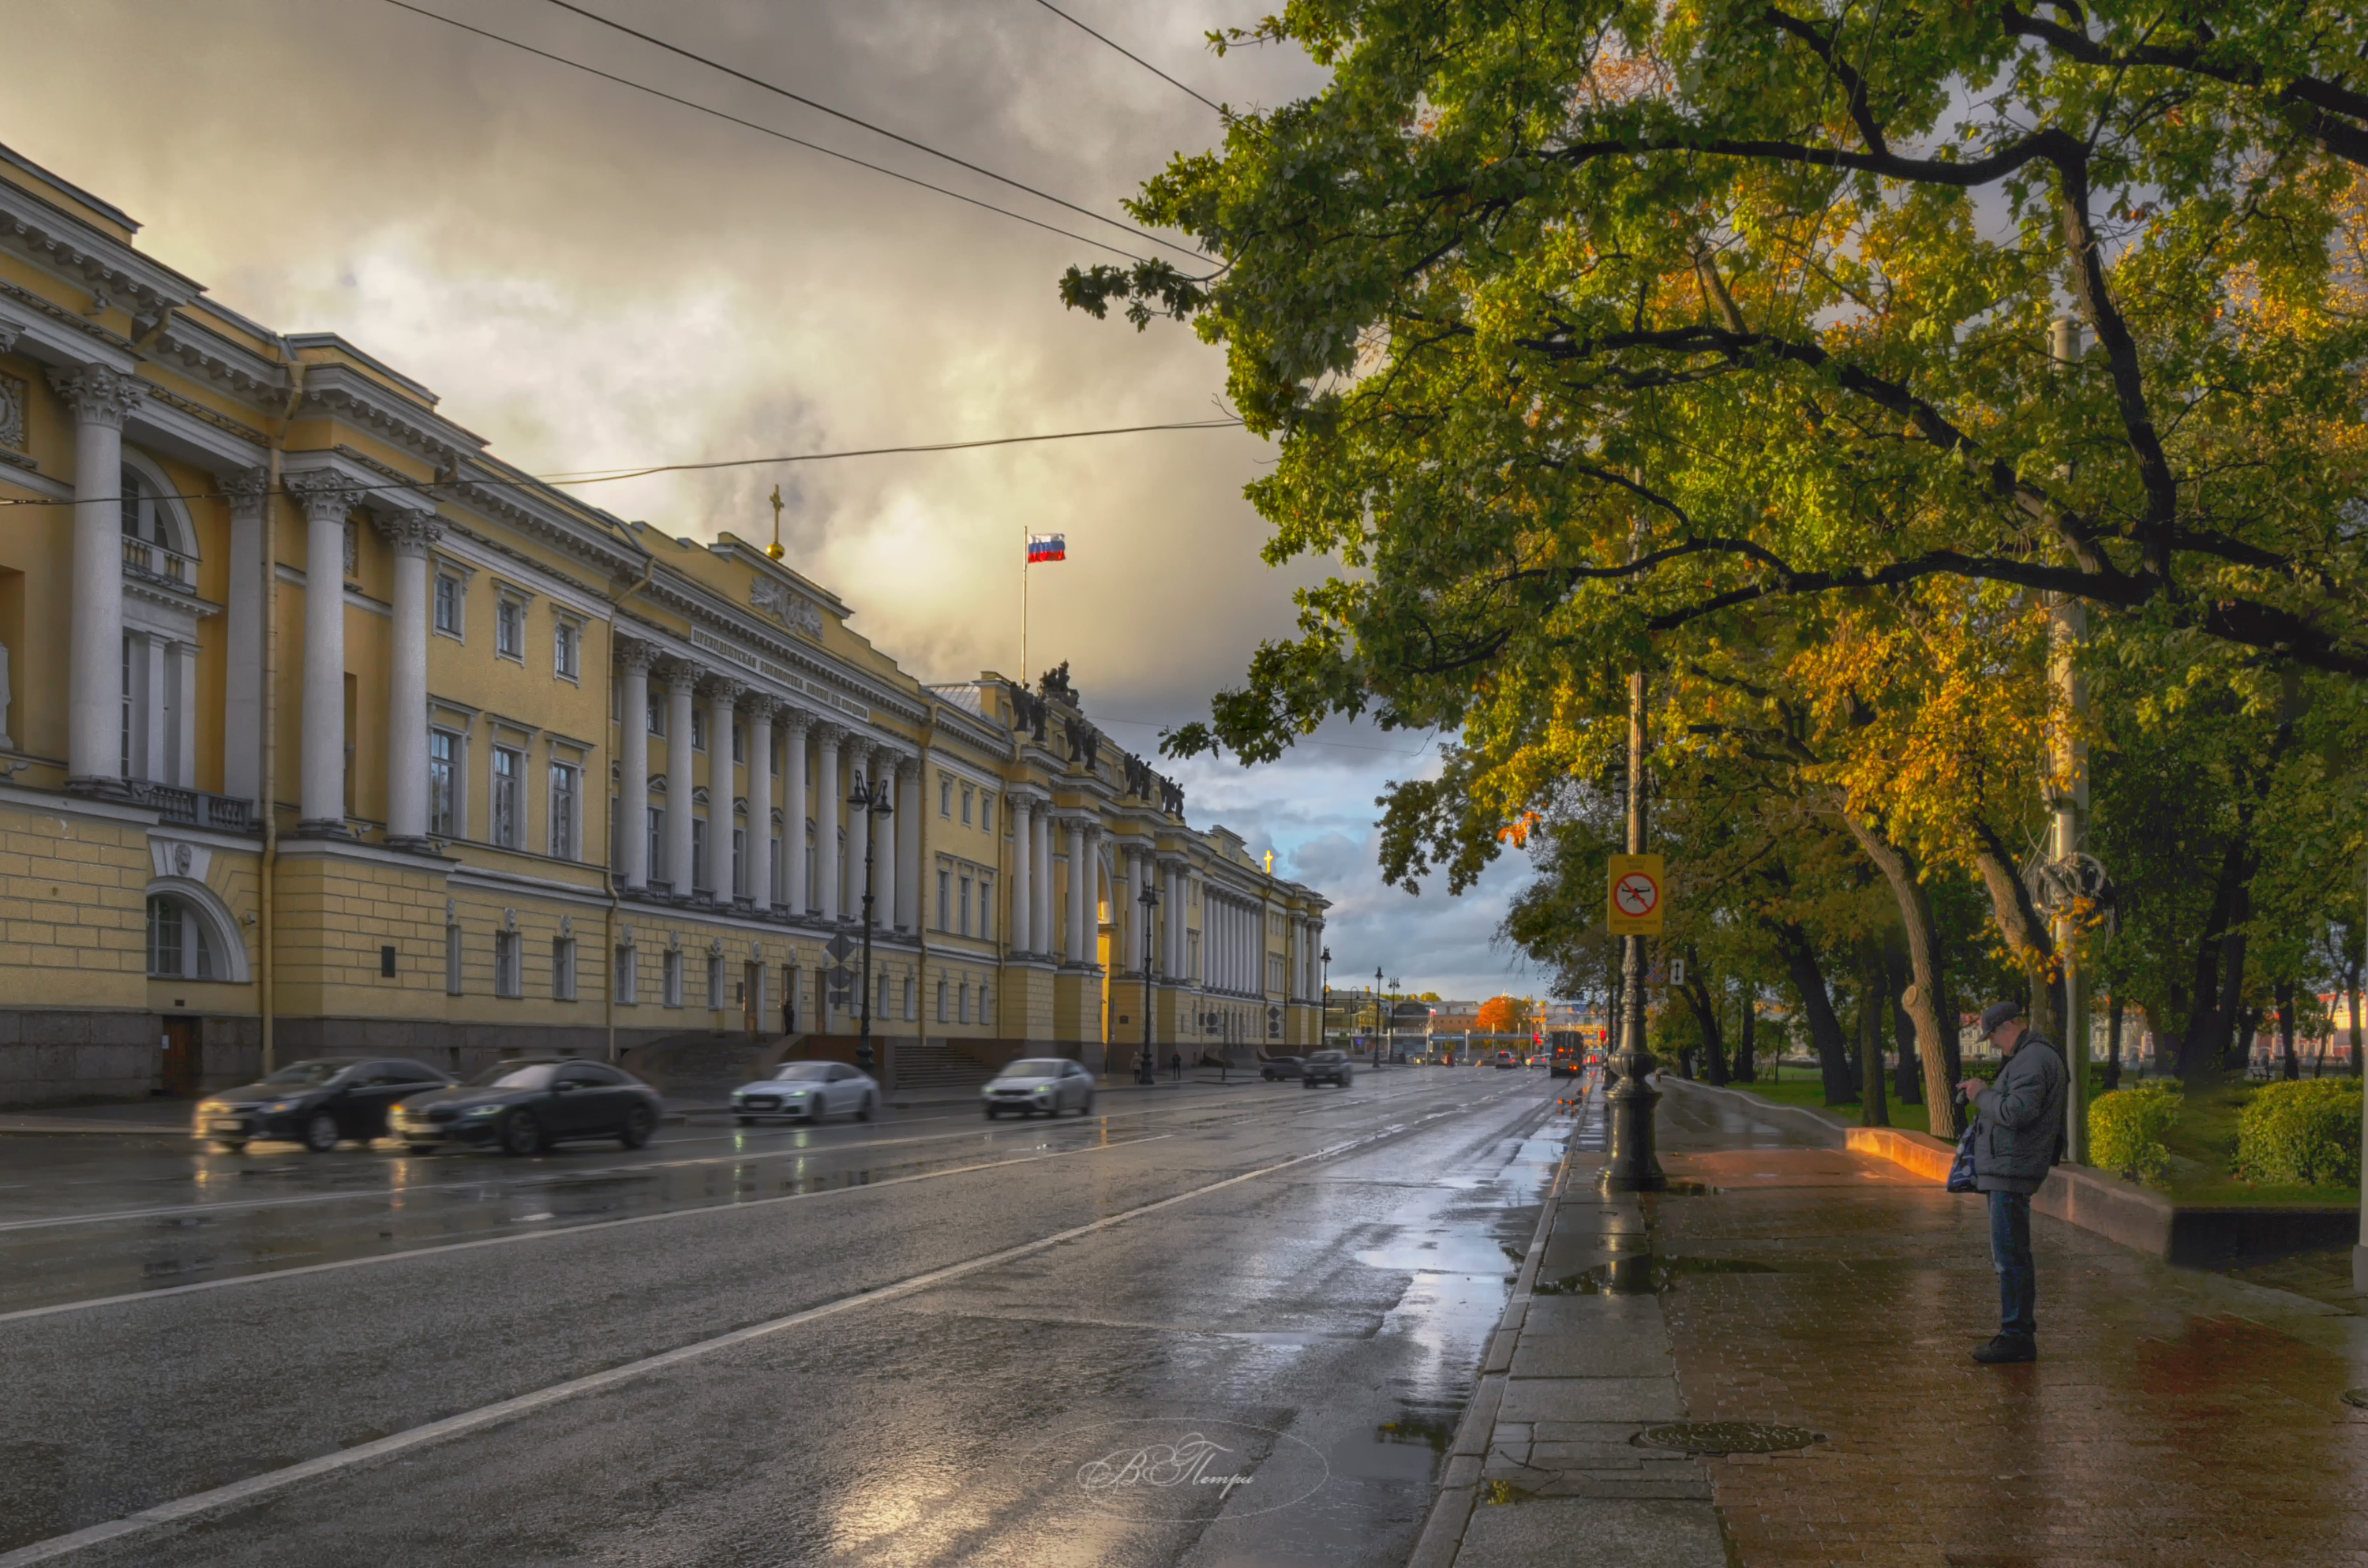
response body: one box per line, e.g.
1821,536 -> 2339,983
1634,1421 -> 1825,1455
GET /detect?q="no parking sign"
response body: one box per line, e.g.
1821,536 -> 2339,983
1606,854 -> 1665,935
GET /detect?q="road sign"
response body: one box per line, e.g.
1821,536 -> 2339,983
824,934 -> 857,962
826,965 -> 854,990
1606,854 -> 1665,936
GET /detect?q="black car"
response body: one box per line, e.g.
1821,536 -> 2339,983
195,1057 -> 455,1154
1302,1050 -> 1354,1088
389,1058 -> 661,1155
1261,1056 -> 1306,1081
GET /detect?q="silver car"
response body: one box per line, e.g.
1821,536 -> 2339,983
732,1061 -> 879,1125
982,1057 -> 1095,1119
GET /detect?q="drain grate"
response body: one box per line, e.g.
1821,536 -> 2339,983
1634,1421 -> 1825,1455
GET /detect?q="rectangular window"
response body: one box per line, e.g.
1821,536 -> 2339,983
429,730 -> 458,837
616,945 -> 638,1005
692,708 -> 708,752
148,896 -> 184,977
959,876 -> 972,937
553,619 -> 579,679
732,722 -> 744,764
957,982 -> 969,1025
980,791 -> 995,828
706,952 -> 725,1010
494,930 -> 522,998
979,876 -> 994,941
433,574 -> 463,634
491,746 -> 523,848
663,949 -> 684,1007
445,926 -> 463,995
936,979 -> 949,1022
961,785 -> 972,825
496,597 -> 525,660
937,869 -> 950,930
732,827 -> 747,898
647,696 -> 665,736
692,817 -> 710,893
549,762 -> 579,860
553,937 -> 577,1001
647,807 -> 664,884
940,777 -> 952,816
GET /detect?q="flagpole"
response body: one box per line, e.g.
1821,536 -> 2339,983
1021,526 -> 1029,687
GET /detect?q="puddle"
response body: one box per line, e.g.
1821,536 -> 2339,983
1376,1410 -> 1458,1455
1533,1255 -> 1778,1296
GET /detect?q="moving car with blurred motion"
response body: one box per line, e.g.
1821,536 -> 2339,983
1302,1050 -> 1354,1088
983,1058 -> 1095,1118
1260,1056 -> 1306,1081
389,1059 -> 661,1155
731,1061 -> 879,1125
196,1057 -> 453,1153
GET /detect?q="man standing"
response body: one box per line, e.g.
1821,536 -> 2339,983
1958,1001 -> 2068,1365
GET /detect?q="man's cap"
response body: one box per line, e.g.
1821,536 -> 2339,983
1979,1000 -> 2024,1035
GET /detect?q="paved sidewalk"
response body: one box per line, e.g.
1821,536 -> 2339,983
1424,1075 -> 2368,1567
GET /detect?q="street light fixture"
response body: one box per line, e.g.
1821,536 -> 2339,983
847,770 -> 893,1077
1136,881 -> 1160,1085
1320,945 -> 1332,1050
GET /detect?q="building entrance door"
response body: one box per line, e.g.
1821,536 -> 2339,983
743,963 -> 765,1038
160,1017 -> 200,1098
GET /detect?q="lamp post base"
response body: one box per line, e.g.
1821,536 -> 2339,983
1598,1053 -> 1668,1192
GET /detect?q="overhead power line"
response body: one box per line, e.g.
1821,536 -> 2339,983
1024,0 -> 1229,117
538,0 -> 1202,260
0,418 -> 1248,510
380,1 -> 1148,261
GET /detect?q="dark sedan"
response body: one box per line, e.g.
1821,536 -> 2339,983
195,1057 -> 455,1154
1302,1050 -> 1354,1088
1261,1056 -> 1306,1081
389,1059 -> 661,1156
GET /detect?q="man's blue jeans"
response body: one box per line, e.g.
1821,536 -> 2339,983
1988,1189 -> 2036,1340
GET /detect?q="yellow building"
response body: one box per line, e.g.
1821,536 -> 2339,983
0,141 -> 1326,1106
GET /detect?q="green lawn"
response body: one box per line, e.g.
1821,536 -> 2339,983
1715,1073 -> 1939,1137
2149,1076 -> 2360,1207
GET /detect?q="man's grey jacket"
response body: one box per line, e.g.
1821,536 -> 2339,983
1972,1035 -> 2068,1195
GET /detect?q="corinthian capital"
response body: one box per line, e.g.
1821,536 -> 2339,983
47,364 -> 144,430
221,467 -> 269,521
700,674 -> 748,705
285,468 -> 364,525
373,509 -> 446,557
616,637 -> 660,675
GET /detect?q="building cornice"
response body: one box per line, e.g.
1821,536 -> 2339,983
0,175 -> 201,324
295,362 -> 483,470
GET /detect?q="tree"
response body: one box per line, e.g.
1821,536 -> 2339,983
1474,994 -> 1537,1034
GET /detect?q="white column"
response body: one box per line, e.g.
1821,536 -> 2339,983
871,748 -> 897,931
744,698 -> 774,911
50,365 -> 142,786
706,678 -> 743,900
170,641 -> 197,788
380,513 -> 441,845
814,722 -> 841,921
140,634 -> 167,783
617,642 -> 654,889
664,664 -> 697,897
895,758 -> 920,931
1034,806 -> 1054,956
1062,817 -> 1083,963
222,468 -> 267,804
289,472 -> 357,833
781,709 -> 811,912
1010,796 -> 1032,953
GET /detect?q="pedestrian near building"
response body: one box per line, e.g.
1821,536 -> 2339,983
1170,1050 -> 1183,1081
1958,1000 -> 2068,1365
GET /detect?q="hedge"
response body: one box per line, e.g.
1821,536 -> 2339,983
2089,1083 -> 2183,1186
2233,1078 -> 2362,1188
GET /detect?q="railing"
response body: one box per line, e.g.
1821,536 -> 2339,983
126,780 -> 254,833
122,537 -> 197,591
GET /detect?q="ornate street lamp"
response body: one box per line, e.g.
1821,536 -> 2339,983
848,770 -> 893,1076
1320,946 -> 1332,1048
1136,881 -> 1161,1084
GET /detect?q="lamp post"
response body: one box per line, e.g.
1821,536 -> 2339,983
1372,967 -> 1384,1059
1388,976 -> 1402,1065
1601,664 -> 1667,1192
1136,881 -> 1160,1084
1321,946 -> 1332,1049
849,769 -> 893,1076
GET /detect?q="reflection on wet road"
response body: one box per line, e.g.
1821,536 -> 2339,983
2,1068 -> 1574,1566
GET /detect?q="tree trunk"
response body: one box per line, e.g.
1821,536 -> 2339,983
2177,836 -> 2246,1082
1886,949 -> 1921,1104
1678,964 -> 1727,1085
2104,990 -> 2124,1090
1973,823 -> 2062,1046
1733,986 -> 1756,1082
2277,980 -> 2298,1080
1859,957 -> 1890,1128
1835,810 -> 1961,1138
1773,919 -> 1853,1106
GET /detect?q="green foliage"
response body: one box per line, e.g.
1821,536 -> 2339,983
2089,1083 -> 2185,1186
2233,1078 -> 2363,1188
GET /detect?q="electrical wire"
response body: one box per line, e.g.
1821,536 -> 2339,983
538,0 -> 1202,260
0,418 -> 1248,510
380,0 -> 1149,262
1024,0 -> 1228,117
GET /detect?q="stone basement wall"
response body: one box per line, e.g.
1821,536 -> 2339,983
0,1009 -> 160,1107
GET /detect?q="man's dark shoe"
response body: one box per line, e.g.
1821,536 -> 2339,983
1972,1335 -> 2037,1364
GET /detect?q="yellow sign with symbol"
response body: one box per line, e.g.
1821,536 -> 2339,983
1606,854 -> 1665,936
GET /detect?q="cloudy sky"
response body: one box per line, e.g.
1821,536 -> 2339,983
2,0 -> 1544,1003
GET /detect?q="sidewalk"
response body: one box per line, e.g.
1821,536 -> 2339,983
1423,1076 -> 2368,1567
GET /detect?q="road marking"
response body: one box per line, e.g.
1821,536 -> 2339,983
0,1106 -> 1501,1566
0,1135 -> 1169,1328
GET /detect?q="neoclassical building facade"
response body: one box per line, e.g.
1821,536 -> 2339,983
0,141 -> 1325,1106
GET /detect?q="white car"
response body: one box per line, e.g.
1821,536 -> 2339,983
982,1058 -> 1096,1119
732,1061 -> 878,1125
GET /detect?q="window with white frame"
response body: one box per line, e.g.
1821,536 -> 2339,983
692,817 -> 710,894
936,979 -> 949,1022
615,941 -> 638,1005
940,776 -> 953,816
145,895 -> 215,979
732,720 -> 744,763
937,869 -> 950,930
433,571 -> 464,636
495,595 -> 526,661
958,875 -> 972,937
691,707 -> 708,752
961,784 -> 973,825
445,924 -> 463,995
494,930 -> 522,997
1189,930 -> 1201,979
549,760 -> 579,860
647,807 -> 664,884
429,729 -> 459,837
706,952 -> 725,1010
732,826 -> 747,898
553,617 -> 580,680
553,937 -> 577,1001
491,745 -> 524,848
957,982 -> 969,1024
646,694 -> 665,736
980,791 -> 995,828
901,975 -> 914,1020
663,948 -> 684,1007
979,982 -> 991,1021
979,875 -> 994,941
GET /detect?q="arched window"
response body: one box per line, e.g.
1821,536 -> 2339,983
146,893 -> 217,979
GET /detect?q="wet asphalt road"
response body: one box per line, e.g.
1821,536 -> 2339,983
1,1068 -> 1576,1566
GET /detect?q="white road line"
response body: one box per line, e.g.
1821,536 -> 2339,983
0,1135 -> 1169,1328
0,1109 -> 1486,1566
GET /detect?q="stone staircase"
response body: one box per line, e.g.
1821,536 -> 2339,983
890,1038 -> 998,1094
620,1034 -> 770,1102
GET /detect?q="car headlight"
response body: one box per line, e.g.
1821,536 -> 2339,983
463,1104 -> 505,1117
197,1101 -> 227,1115
262,1099 -> 297,1113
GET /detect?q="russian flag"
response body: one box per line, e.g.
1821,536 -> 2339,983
1026,533 -> 1066,564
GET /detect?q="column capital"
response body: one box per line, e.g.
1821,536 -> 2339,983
285,468 -> 364,525
222,466 -> 269,520
653,655 -> 704,688
699,673 -> 748,705
373,511 -> 445,558
616,637 -> 661,675
809,717 -> 845,747
736,687 -> 779,718
776,704 -> 817,735
47,364 -> 144,429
